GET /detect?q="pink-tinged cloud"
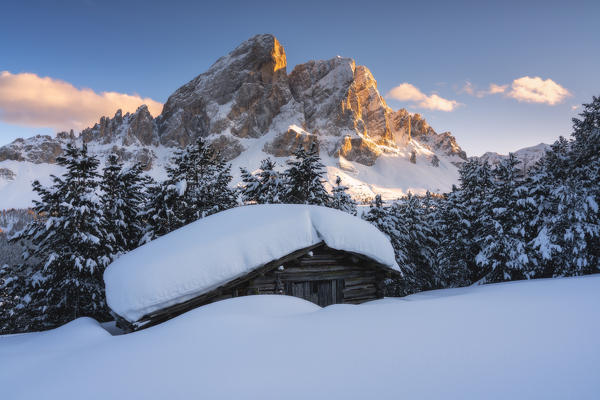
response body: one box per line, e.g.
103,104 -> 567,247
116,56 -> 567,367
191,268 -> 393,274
386,83 -> 459,111
460,81 -> 476,96
486,83 -> 508,95
507,76 -> 570,105
0,71 -> 163,132
461,81 -> 507,98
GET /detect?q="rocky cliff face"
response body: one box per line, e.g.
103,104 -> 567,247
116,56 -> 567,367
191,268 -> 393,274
0,34 -> 468,206
80,105 -> 159,147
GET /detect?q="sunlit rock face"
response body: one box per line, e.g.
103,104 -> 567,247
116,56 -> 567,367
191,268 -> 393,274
157,34 -> 292,145
388,110 -> 467,162
289,59 -> 396,145
263,126 -> 318,157
335,136 -> 382,166
286,57 -> 466,161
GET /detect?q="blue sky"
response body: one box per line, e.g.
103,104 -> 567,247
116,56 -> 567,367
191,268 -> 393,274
1,0 -> 598,155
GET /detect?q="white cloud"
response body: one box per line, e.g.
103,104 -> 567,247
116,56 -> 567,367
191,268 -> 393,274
486,83 -> 508,95
0,71 -> 163,132
507,76 -> 570,105
571,105 -> 578,111
459,77 -> 569,106
461,81 -> 507,98
386,83 -> 459,112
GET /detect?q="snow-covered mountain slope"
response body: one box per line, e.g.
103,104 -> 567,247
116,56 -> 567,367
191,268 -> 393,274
1,274 -> 599,399
0,34 -> 467,209
477,143 -> 550,172
0,160 -> 65,210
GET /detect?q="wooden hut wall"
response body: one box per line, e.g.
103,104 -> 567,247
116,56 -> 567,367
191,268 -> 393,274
234,245 -> 386,306
125,244 -> 392,332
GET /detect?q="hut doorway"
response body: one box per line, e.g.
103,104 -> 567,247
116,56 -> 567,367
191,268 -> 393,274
284,279 -> 345,307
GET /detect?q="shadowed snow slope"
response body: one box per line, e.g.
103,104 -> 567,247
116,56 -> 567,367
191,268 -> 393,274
104,204 -> 399,322
1,275 -> 599,400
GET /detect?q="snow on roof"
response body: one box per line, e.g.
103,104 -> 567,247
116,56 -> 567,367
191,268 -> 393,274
104,204 -> 399,322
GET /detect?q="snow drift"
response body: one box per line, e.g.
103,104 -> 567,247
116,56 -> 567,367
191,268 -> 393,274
1,275 -> 599,399
104,204 -> 399,322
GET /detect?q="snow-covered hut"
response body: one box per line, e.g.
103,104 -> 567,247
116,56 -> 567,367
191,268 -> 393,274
104,204 -> 401,331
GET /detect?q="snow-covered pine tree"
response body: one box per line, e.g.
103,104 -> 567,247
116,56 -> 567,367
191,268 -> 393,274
527,138 -> 570,277
240,158 -> 284,204
330,176 -> 357,215
0,262 -> 37,333
571,96 -> 600,191
101,154 -> 147,255
167,138 -> 237,225
362,195 -> 410,294
389,192 -> 440,293
475,154 -> 534,283
11,144 -> 112,329
362,195 -> 389,231
455,158 -> 495,282
420,191 -> 443,285
436,187 -> 472,287
239,166 -> 260,204
282,142 -> 331,205
568,96 -> 600,271
139,177 -> 181,244
547,178 -> 598,276
527,95 -> 600,278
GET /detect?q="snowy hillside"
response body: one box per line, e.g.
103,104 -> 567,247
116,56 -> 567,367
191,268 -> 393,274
2,275 -> 599,399
0,135 -> 459,209
0,160 -> 65,209
477,142 -> 550,171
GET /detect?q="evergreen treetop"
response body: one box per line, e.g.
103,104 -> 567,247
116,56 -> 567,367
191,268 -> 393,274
283,141 -> 331,206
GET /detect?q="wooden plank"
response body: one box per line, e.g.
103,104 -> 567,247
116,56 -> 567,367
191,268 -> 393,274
275,265 -> 366,274
249,277 -> 277,285
275,271 -> 368,282
337,279 -> 345,303
317,280 -> 331,307
344,276 -> 377,286
344,283 -> 376,292
298,259 -> 346,266
343,287 -> 377,298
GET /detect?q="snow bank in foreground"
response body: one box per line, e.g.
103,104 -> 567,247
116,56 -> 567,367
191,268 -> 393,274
104,204 -> 399,322
1,275 -> 599,399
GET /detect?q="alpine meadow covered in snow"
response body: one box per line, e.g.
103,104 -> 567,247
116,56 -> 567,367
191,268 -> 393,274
1,3 -> 600,397
2,276 -> 599,399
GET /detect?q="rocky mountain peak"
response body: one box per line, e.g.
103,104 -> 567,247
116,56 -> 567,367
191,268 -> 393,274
80,105 -> 159,147
157,34 -> 292,147
0,34 -> 470,208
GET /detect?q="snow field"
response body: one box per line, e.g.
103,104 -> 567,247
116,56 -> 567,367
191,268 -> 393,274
1,274 -> 599,400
